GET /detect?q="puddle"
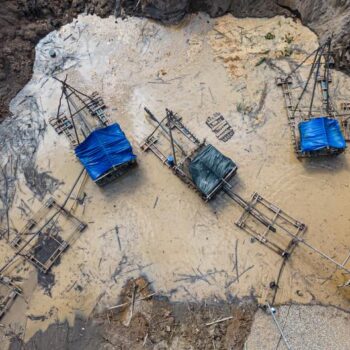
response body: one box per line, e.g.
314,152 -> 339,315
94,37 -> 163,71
0,13 -> 349,343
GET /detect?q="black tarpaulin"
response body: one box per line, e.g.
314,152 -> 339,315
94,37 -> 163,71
189,144 -> 237,197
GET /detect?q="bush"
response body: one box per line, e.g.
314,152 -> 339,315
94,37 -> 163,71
265,32 -> 275,40
284,33 -> 294,44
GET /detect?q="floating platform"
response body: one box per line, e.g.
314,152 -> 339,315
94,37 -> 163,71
141,108 -> 236,201
141,107 -> 307,258
298,117 -> 346,156
10,198 -> 87,274
75,123 -> 137,186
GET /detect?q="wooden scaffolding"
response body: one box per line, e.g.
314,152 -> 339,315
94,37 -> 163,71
276,38 -> 347,158
0,276 -> 22,319
141,107 -> 350,290
9,197 -> 87,274
51,77 -> 110,147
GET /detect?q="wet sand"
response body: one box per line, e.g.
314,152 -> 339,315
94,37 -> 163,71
0,13 -> 349,344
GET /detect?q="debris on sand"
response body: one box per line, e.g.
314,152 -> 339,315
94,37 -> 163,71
11,276 -> 258,350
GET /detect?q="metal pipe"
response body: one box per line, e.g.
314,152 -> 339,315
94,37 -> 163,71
144,107 -> 187,156
266,303 -> 292,350
145,114 -> 168,141
325,38 -> 332,114
224,188 -> 277,233
296,237 -> 350,274
67,90 -> 92,135
342,252 -> 350,267
287,46 -> 321,79
56,86 -> 65,119
0,168 -> 86,275
292,47 -> 321,119
166,109 -> 177,165
64,87 -> 80,145
265,213 -> 350,274
52,76 -> 92,99
308,44 -> 326,117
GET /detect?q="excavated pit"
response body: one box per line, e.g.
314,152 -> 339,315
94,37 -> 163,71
1,1 -> 350,122
0,4 -> 350,350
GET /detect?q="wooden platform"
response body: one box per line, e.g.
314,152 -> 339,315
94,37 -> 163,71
10,198 -> 87,274
276,76 -> 346,158
206,113 -> 234,142
235,192 -> 307,257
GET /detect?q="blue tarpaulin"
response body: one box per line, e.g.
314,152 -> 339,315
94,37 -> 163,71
299,117 -> 346,153
75,123 -> 136,181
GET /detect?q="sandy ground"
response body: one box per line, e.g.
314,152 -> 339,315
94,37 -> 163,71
246,304 -> 350,350
0,13 -> 349,347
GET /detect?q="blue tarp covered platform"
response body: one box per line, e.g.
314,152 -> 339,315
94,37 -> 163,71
299,117 -> 346,153
75,123 -> 136,182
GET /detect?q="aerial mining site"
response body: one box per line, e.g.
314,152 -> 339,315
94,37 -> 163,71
0,1 -> 350,349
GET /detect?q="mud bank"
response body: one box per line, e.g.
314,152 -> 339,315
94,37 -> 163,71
117,1 -> 350,71
0,13 -> 350,349
9,279 -> 350,349
0,0 -> 115,120
9,277 -> 258,350
1,1 -> 350,121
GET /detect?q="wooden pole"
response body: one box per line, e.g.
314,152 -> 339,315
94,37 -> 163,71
325,38 -> 332,114
308,44 -> 325,117
292,46 -> 322,119
0,168 -> 85,275
144,107 -> 187,156
64,86 -> 80,145
166,109 -> 177,165
266,303 -> 292,350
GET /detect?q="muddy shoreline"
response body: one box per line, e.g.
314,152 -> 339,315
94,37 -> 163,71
0,0 -> 114,121
2,1 -> 350,122
9,277 -> 258,350
1,4 -> 350,350
8,277 -> 350,349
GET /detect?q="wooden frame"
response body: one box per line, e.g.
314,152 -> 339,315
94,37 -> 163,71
0,276 -> 22,319
236,192 -> 307,257
9,198 -> 87,274
276,77 -> 345,158
141,108 -> 237,202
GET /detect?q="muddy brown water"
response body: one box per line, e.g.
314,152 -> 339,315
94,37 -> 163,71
0,13 -> 349,346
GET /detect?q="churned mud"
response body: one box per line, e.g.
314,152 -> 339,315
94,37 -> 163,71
0,12 -> 350,349
9,277 -> 258,349
0,0 -> 115,121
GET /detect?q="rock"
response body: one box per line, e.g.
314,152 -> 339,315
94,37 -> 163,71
49,49 -> 56,58
190,0 -> 232,18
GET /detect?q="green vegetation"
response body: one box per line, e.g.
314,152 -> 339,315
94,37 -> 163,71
265,32 -> 275,40
284,33 -> 294,44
